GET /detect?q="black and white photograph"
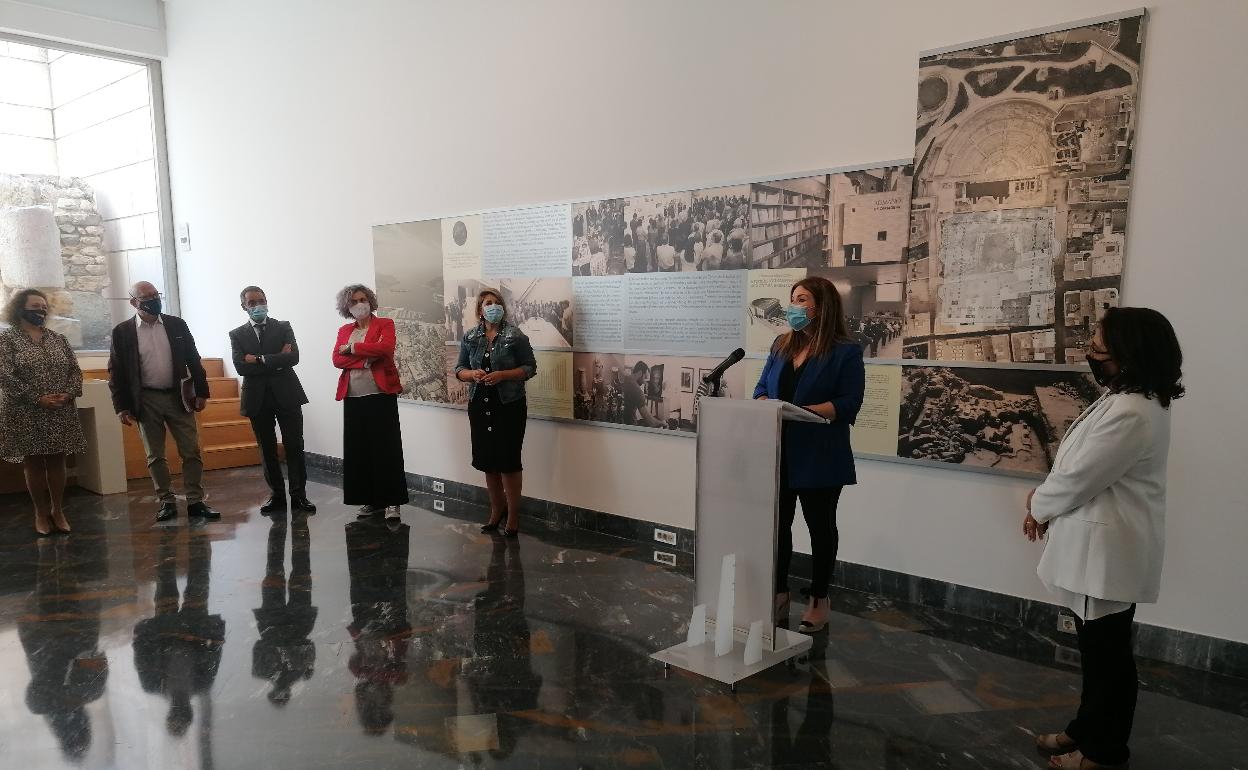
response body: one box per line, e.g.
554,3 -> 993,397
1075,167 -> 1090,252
572,352 -> 745,433
445,346 -> 468,406
810,265 -> 906,359
620,191 -> 694,273
443,278 -> 491,343
372,220 -> 445,323
906,15 -> 1144,363
688,185 -> 752,271
499,277 -> 574,348
749,176 -> 830,269
827,165 -> 913,267
571,198 -> 626,276
680,367 -> 695,393
897,365 -> 1100,473
377,310 -> 450,404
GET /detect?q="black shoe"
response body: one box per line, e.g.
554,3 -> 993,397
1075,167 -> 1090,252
357,505 -> 379,518
188,501 -> 220,521
155,501 -> 178,522
290,496 -> 317,514
260,495 -> 287,513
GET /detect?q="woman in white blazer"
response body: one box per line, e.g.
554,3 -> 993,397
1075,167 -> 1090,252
1025,307 -> 1185,770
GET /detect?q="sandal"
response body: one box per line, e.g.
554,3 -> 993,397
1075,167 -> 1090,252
1049,750 -> 1126,769
1036,732 -> 1078,755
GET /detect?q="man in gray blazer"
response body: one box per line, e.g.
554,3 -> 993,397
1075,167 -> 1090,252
230,286 -> 314,514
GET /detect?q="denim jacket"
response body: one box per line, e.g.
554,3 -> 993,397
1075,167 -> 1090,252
454,322 -> 537,404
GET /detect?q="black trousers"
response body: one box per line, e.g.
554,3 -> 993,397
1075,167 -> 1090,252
1066,604 -> 1138,766
342,393 -> 409,508
774,484 -> 843,598
249,388 -> 307,498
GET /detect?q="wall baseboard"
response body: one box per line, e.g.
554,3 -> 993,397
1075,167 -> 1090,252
306,452 -> 1248,681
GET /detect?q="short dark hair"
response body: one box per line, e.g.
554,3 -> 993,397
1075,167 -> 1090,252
632,361 -> 649,376
4,288 -> 48,326
240,285 -> 265,304
1099,306 -> 1185,408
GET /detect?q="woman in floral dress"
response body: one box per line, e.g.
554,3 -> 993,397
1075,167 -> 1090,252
0,289 -> 87,535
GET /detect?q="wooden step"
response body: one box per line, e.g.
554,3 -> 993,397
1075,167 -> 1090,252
122,421 -> 184,479
82,368 -> 109,381
201,398 -> 242,422
200,419 -> 255,446
202,358 -> 225,378
208,377 -> 239,398
204,442 -> 261,471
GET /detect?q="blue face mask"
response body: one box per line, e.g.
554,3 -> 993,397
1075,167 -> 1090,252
138,297 -> 162,317
21,309 -> 47,327
482,305 -> 505,324
786,304 -> 811,331
248,304 -> 269,322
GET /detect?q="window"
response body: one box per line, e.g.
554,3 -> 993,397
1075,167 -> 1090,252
877,230 -> 888,241
0,34 -> 176,350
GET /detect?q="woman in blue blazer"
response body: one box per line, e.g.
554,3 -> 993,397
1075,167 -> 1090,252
753,276 -> 865,633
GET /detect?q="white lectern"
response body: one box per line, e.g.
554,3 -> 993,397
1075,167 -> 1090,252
652,397 -> 828,690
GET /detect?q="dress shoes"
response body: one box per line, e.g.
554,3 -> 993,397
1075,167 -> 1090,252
187,501 -> 221,520
155,501 -> 178,522
290,496 -> 317,514
260,495 -> 287,513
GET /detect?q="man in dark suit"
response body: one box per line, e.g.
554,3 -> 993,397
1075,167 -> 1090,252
230,286 -> 314,513
108,281 -> 219,522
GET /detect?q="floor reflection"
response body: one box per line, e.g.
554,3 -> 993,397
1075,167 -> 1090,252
18,537 -> 108,761
252,514 -> 316,707
0,472 -> 1245,769
133,528 -> 224,743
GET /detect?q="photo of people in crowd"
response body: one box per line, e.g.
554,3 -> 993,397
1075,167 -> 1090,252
499,278 -> 574,348
688,186 -> 752,271
572,198 -> 626,276
809,265 -> 906,359
443,278 -> 490,343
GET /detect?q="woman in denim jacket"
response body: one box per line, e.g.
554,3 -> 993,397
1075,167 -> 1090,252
454,289 -> 537,537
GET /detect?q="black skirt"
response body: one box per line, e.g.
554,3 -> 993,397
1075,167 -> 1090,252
468,392 -> 527,473
342,393 -> 409,507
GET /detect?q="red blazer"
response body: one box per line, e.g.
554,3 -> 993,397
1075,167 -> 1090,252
333,316 -> 402,400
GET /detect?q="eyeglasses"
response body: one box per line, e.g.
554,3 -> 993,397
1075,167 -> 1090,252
133,292 -> 163,301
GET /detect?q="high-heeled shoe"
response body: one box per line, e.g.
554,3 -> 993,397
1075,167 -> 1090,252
51,513 -> 71,534
480,521 -> 502,533
798,596 -> 829,633
503,527 -> 519,538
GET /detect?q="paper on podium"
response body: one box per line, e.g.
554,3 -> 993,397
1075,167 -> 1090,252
778,401 -> 829,424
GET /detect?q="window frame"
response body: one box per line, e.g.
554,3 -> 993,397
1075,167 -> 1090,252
0,30 -> 181,342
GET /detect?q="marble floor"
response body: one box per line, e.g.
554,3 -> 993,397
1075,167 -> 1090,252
0,470 -> 1245,770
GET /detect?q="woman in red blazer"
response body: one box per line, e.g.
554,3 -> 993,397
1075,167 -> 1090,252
333,284 -> 408,521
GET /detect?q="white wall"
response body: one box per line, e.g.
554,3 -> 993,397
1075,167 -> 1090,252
0,0 -> 165,57
161,0 -> 1248,644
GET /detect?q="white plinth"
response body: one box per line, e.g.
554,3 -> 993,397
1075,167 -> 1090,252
652,620 -> 812,687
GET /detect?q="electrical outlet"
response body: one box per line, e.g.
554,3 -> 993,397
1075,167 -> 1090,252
654,528 -> 677,546
1055,645 -> 1081,667
653,550 -> 677,566
1057,614 -> 1077,634
433,499 -> 445,511
432,480 -> 445,493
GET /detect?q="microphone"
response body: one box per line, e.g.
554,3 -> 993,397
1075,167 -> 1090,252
702,348 -> 745,384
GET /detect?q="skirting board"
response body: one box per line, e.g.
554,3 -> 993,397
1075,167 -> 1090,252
306,452 -> 1248,682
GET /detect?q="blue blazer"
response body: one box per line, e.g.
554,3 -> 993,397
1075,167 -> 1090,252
753,341 -> 866,488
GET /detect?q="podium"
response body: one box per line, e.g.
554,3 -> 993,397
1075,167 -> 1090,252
652,397 -> 828,689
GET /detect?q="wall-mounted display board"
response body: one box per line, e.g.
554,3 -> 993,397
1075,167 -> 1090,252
372,10 -> 1145,478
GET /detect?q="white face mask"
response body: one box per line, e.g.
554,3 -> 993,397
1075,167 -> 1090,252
349,301 -> 371,320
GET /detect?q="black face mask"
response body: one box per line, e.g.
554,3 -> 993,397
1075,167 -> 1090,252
137,297 -> 162,317
21,309 -> 47,327
1086,354 -> 1114,387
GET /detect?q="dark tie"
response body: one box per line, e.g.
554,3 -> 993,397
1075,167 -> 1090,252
255,323 -> 266,344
